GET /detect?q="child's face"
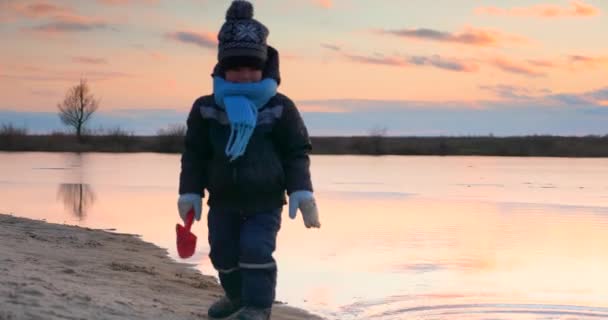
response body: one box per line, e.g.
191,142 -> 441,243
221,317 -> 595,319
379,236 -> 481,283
225,67 -> 263,83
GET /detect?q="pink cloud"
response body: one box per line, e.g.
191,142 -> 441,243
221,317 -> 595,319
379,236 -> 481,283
96,0 -> 158,5
546,87 -> 608,107
480,85 -> 553,99
298,104 -> 347,113
1,65 -> 133,83
321,43 -> 341,51
29,19 -> 109,34
569,55 -> 608,66
0,15 -> 13,23
0,2 -> 11,22
408,55 -> 480,72
281,53 -> 300,60
496,55 -> 607,74
565,55 -> 608,72
72,57 -> 108,65
312,0 -> 332,9
489,57 -> 546,77
475,1 -> 600,18
9,1 -> 111,34
342,52 -> 479,73
18,65 -> 45,72
1,70 -> 133,82
527,59 -> 557,68
166,31 -> 217,49
9,2 -> 73,19
377,27 -> 527,47
30,89 -> 57,97
149,52 -> 169,62
588,88 -> 608,105
344,53 -> 409,67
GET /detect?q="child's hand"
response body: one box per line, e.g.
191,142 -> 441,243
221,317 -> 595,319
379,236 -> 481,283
177,193 -> 202,222
288,191 -> 321,228
300,197 -> 320,228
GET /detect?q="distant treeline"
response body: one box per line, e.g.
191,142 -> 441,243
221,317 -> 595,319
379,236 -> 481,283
1,124 -> 608,157
0,124 -> 185,153
311,136 -> 608,157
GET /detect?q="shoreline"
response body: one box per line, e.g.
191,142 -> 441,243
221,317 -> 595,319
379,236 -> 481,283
0,214 -> 323,320
2,134 -> 608,157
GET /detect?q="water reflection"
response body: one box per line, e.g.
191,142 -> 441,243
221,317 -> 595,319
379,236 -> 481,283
1,153 -> 608,320
55,153 -> 96,220
56,183 -> 96,220
363,302 -> 608,320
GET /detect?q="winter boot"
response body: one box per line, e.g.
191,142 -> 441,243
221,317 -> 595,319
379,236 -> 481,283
236,306 -> 271,320
208,296 -> 243,319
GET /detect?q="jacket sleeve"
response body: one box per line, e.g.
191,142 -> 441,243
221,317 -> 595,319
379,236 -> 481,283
179,99 -> 212,196
273,97 -> 313,195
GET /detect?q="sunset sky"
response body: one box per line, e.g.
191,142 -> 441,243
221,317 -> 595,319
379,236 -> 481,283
1,0 -> 607,135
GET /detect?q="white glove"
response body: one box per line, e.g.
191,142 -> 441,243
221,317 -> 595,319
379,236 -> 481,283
288,190 -> 321,228
177,193 -> 202,222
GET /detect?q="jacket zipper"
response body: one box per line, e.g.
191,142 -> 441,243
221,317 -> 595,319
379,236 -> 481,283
232,165 -> 238,184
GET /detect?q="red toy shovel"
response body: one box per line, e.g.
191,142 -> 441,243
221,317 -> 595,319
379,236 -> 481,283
176,208 -> 197,259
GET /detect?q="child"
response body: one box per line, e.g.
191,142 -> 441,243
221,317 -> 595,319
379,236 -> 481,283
177,1 -> 320,319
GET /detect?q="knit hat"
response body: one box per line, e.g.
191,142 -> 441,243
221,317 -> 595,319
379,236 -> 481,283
218,1 -> 269,70
213,45 -> 282,85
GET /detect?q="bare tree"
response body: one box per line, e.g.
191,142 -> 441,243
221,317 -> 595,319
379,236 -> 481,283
57,183 -> 96,220
369,125 -> 388,155
57,79 -> 99,141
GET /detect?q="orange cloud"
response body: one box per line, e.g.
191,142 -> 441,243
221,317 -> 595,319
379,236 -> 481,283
149,52 -> 169,62
297,104 -> 347,113
547,87 -> 608,107
2,64 -> 131,83
523,55 -> 608,72
72,57 -> 108,65
320,43 -> 341,51
408,55 -> 480,72
1,70 -> 133,82
475,1 -> 600,18
569,55 -> 608,67
588,88 -> 608,106
377,27 -> 527,47
97,0 -> 158,5
480,85 -> 552,99
343,53 -> 409,67
8,1 -> 73,19
527,59 -> 556,68
29,17 -> 109,34
166,31 -> 217,49
9,1 -> 111,34
489,57 -> 546,77
341,51 -> 479,73
281,53 -> 300,60
312,0 -> 332,9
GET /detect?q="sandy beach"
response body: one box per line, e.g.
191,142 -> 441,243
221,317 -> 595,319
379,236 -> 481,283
0,214 -> 322,320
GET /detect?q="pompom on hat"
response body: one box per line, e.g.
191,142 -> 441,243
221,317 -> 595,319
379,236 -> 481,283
217,1 -> 269,71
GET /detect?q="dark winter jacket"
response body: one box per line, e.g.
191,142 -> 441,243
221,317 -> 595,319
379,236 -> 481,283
179,47 -> 313,212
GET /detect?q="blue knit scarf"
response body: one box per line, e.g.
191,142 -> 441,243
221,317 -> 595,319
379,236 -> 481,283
213,76 -> 278,161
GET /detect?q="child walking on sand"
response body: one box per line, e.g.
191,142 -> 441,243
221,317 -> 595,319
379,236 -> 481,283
177,1 -> 320,319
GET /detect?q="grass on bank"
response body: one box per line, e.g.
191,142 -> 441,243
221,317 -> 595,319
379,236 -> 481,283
2,123 -> 608,157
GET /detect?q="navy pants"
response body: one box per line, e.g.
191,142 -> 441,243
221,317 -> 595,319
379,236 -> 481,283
207,207 -> 282,308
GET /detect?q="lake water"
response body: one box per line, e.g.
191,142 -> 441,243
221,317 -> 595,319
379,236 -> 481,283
1,152 -> 607,319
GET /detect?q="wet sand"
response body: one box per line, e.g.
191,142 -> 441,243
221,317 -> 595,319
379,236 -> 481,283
0,214 -> 322,320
